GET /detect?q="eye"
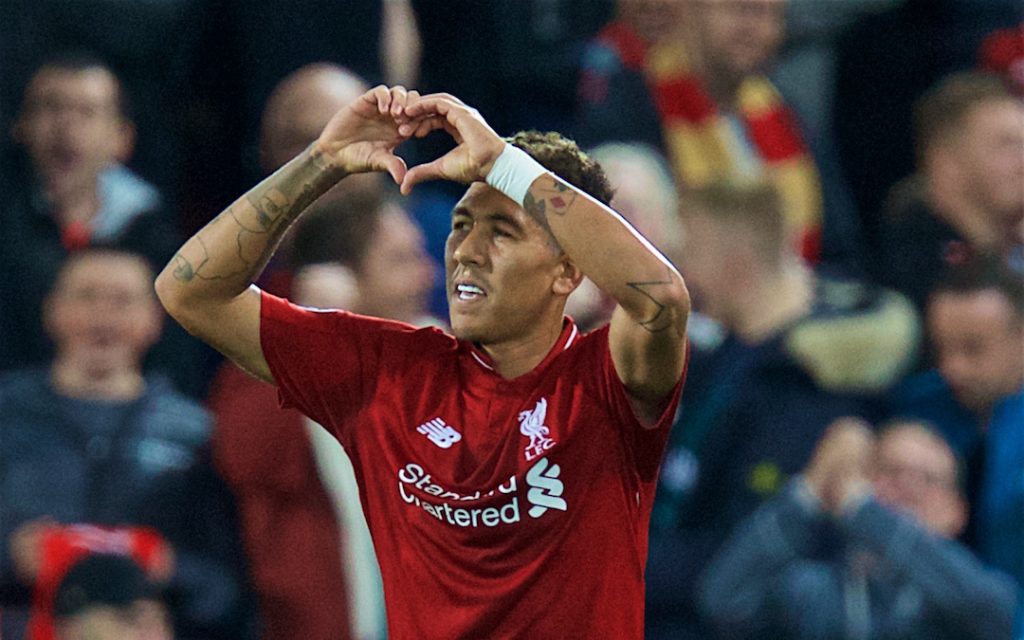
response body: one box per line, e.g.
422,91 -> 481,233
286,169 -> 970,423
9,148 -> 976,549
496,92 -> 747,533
451,219 -> 470,232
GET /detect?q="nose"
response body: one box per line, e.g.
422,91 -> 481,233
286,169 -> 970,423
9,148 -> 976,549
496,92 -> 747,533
451,225 -> 487,267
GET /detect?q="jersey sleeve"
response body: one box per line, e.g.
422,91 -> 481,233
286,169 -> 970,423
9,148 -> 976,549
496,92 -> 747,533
259,291 -> 398,438
590,326 -> 689,482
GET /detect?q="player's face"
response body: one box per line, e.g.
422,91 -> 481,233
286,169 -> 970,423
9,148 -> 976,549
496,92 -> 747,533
929,289 -> 1024,413
445,183 -> 571,344
45,253 -> 161,374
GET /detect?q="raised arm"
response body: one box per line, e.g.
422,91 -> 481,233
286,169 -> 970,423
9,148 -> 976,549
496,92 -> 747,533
155,86 -> 416,381
400,95 -> 690,423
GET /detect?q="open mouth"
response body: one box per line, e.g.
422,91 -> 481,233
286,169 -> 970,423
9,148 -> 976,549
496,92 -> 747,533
455,283 -> 486,301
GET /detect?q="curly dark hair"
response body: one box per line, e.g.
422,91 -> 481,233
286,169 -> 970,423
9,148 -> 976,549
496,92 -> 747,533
506,131 -> 614,206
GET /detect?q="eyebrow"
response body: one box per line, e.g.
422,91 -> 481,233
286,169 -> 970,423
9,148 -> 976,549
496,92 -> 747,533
451,207 -> 525,231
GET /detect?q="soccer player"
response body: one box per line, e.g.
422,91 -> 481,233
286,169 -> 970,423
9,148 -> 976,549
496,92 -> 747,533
156,86 -> 690,639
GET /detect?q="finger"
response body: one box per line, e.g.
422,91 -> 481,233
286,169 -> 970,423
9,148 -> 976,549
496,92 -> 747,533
371,84 -> 391,114
398,115 -> 450,139
389,85 -> 408,118
403,95 -> 465,119
401,158 -> 445,195
398,89 -> 421,123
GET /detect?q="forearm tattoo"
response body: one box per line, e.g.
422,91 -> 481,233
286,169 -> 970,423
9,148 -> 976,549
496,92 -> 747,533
525,177 -> 682,335
172,146 -> 339,283
627,266 -> 681,334
524,178 -> 579,224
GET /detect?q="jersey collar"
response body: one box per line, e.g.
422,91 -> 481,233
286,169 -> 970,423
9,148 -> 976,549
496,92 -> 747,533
465,317 -> 580,377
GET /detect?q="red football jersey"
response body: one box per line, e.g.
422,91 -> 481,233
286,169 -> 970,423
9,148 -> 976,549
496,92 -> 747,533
260,292 -> 685,639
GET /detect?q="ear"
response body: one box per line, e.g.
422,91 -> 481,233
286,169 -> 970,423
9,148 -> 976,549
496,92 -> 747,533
113,120 -> 136,164
552,257 -> 583,296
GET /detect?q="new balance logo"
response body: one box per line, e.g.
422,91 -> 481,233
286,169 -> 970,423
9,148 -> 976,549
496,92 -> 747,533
417,418 -> 462,449
525,457 -> 567,518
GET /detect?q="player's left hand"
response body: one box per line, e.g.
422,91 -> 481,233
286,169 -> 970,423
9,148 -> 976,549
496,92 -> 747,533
397,93 -> 506,195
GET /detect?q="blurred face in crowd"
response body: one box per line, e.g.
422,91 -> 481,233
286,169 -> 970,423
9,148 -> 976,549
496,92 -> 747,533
692,0 -> 787,81
56,600 -> 172,640
357,203 -> 437,323
45,252 -> 161,376
929,288 -> 1024,413
260,64 -> 368,172
944,98 -> 1024,224
618,0 -> 686,46
445,183 -> 580,344
679,209 -> 751,328
872,424 -> 966,538
14,66 -> 132,200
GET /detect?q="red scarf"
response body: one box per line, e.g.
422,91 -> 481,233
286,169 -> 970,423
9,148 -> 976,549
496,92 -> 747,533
597,21 -> 823,262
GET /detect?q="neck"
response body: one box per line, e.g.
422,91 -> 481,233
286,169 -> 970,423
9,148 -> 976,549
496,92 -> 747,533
732,261 -> 813,342
47,181 -> 101,228
927,173 -> 1003,251
481,316 -> 566,380
50,356 -> 145,401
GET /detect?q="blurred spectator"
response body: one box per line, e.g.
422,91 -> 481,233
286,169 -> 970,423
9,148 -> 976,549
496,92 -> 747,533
0,248 -> 254,639
645,180 -> 917,639
259,64 -> 372,179
0,52 -> 205,396
52,552 -> 172,640
0,0 -> 206,201
891,257 -> 1024,586
566,142 -> 683,330
831,0 -> 1021,248
18,523 -> 172,640
700,419 -> 1019,639
874,72 -> 1024,317
577,0 -> 864,271
207,63 -> 375,640
292,190 -> 441,327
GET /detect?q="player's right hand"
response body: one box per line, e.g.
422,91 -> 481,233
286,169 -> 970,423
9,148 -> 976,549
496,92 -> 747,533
314,85 -> 418,185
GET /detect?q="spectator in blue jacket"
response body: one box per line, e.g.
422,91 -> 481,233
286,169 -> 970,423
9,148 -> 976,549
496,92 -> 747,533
701,418 -> 1019,640
892,257 -> 1024,587
0,248 -> 254,639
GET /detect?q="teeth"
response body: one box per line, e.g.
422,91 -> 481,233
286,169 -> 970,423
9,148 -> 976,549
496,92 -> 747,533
456,283 -> 484,300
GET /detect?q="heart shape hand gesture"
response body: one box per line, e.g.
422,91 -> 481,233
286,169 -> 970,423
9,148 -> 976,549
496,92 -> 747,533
314,85 -> 506,195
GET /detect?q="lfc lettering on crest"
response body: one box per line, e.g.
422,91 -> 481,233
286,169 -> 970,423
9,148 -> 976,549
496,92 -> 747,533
519,398 -> 557,461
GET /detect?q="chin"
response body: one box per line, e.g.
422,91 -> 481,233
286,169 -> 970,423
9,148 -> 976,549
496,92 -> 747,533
449,322 -> 484,343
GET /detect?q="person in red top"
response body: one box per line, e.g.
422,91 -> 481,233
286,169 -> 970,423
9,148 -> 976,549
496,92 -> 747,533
155,86 -> 691,639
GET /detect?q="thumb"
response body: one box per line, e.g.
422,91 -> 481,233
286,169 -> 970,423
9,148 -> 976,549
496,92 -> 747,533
377,154 -> 407,185
401,157 -> 446,195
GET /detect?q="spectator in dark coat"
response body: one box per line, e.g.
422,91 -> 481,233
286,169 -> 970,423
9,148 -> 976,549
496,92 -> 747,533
700,418 -> 1019,640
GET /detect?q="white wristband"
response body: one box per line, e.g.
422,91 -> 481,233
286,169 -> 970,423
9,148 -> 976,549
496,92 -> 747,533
485,143 -> 548,207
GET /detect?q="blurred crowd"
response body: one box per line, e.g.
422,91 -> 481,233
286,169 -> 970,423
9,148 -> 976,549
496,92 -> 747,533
0,0 -> 1022,639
